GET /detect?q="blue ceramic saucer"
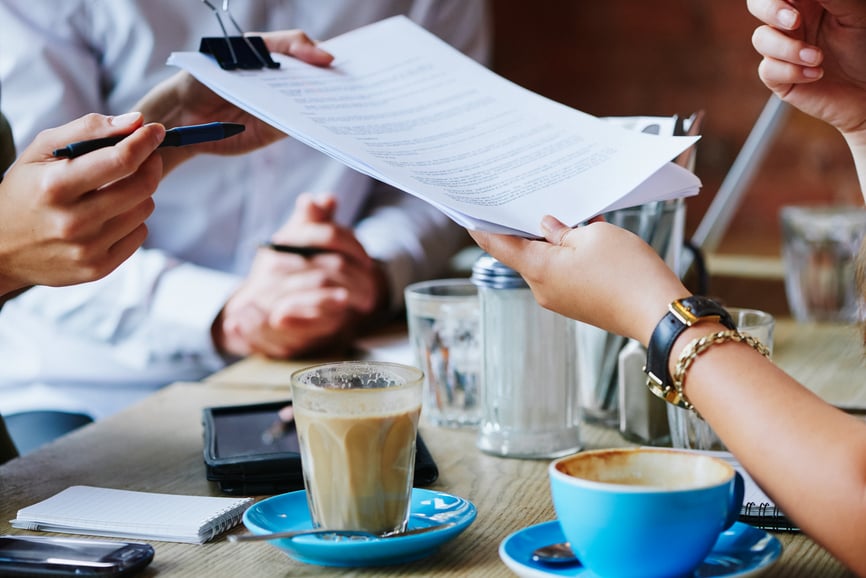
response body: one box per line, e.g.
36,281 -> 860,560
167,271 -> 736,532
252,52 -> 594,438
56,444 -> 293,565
499,520 -> 782,578
242,488 -> 476,566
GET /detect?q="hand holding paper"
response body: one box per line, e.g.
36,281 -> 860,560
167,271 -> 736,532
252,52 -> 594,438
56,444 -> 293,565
168,16 -> 700,237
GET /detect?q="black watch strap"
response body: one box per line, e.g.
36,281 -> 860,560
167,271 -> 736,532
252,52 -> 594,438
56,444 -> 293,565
644,296 -> 736,406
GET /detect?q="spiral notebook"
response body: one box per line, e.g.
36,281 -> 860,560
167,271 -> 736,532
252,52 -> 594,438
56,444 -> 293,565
10,486 -> 253,544
697,450 -> 799,532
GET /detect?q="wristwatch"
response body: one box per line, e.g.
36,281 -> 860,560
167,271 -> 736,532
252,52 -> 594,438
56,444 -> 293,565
644,296 -> 736,408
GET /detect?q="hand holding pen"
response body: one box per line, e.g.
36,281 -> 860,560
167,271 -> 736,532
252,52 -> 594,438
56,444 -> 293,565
0,112 -> 166,294
53,122 -> 245,159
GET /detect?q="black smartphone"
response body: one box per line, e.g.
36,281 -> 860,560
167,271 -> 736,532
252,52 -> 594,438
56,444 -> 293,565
0,535 -> 154,576
202,400 -> 439,494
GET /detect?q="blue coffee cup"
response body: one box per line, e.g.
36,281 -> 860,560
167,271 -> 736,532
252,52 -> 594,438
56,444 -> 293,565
549,447 -> 744,578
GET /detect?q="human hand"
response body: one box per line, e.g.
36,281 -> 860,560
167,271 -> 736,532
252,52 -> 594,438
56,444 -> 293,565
469,215 -> 689,345
0,112 -> 164,299
136,29 -> 334,173
748,0 -> 866,144
213,193 -> 386,359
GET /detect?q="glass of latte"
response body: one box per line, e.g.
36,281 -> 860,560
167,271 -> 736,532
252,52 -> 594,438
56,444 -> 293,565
290,361 -> 424,535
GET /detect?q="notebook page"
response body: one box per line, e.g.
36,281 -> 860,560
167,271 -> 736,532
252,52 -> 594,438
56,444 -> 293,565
11,486 -> 252,543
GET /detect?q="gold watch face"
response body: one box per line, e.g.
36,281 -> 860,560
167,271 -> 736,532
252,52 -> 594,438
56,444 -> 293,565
670,298 -> 722,327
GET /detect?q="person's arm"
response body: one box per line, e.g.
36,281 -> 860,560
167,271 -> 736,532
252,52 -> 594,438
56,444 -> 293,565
470,217 -> 866,576
668,319 -> 866,577
0,4 -> 221,382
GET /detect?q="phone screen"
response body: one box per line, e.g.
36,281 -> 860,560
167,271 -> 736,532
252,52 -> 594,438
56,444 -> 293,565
0,536 -> 154,575
0,536 -> 123,563
204,400 -> 438,493
212,405 -> 299,457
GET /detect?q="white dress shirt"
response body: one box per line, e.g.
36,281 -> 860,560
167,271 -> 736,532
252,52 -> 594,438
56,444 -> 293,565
0,0 -> 491,419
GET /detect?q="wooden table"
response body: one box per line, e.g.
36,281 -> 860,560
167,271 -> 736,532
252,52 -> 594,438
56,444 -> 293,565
0,319 -> 860,577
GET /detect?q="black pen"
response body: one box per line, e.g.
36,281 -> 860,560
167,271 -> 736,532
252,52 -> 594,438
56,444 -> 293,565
259,242 -> 330,257
52,122 -> 246,159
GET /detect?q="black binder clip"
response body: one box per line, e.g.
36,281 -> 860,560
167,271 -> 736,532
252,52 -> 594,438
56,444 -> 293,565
199,0 -> 280,71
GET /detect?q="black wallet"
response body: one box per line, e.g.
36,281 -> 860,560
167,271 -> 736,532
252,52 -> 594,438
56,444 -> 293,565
202,400 -> 439,495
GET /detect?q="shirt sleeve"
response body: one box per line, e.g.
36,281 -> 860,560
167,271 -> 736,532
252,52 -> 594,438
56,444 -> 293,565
0,0 -> 103,149
6,249 -> 241,373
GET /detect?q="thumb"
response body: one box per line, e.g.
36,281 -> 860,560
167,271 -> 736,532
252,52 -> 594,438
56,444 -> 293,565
260,30 -> 334,67
540,215 -> 574,246
30,112 -> 148,162
287,192 -> 336,225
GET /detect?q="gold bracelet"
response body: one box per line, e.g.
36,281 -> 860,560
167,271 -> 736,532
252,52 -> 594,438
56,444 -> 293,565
672,330 -> 772,411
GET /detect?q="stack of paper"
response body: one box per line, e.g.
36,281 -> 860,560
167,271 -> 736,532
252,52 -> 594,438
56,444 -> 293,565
169,16 -> 700,238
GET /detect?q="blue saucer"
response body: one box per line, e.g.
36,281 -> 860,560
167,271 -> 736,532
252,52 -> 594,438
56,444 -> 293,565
499,520 -> 782,578
242,488 -> 476,567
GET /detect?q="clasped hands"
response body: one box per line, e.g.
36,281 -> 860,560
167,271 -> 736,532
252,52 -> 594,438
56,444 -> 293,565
212,193 -> 385,359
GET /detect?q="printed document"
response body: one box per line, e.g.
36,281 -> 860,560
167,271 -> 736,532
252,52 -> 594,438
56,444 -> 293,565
168,16 -> 700,237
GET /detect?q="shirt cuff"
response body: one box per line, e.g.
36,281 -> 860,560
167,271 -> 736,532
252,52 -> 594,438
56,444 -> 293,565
150,262 -> 242,360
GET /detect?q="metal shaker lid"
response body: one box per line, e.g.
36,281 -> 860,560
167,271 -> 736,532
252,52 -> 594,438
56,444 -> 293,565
470,253 -> 529,289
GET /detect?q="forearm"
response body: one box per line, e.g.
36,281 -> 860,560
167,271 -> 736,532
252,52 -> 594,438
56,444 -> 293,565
6,251 -> 237,370
670,322 -> 866,575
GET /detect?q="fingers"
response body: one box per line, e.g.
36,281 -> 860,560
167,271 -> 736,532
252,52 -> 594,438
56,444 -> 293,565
469,231 -> 536,274
747,0 -> 800,30
38,145 -> 162,256
32,114 -> 165,203
752,25 -> 824,88
30,112 -> 144,161
89,149 -> 163,215
287,192 -> 338,224
748,0 -> 824,91
273,194 -> 371,266
264,254 -> 377,313
260,30 -> 334,67
268,289 -> 353,324
35,185 -> 155,285
469,231 -> 522,267
540,215 -> 575,246
221,297 -> 349,359
83,223 -> 150,282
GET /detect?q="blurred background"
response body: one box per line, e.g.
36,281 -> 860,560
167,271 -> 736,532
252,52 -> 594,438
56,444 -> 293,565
490,1 -> 861,315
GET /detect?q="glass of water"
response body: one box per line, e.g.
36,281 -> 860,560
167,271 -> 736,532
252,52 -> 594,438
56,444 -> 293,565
404,279 -> 481,428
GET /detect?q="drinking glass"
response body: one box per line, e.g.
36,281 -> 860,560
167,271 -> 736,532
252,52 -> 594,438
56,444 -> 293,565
404,279 -> 481,428
290,361 -> 423,535
781,205 -> 866,322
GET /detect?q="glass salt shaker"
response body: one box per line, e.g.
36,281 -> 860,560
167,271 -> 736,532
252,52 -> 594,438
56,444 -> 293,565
470,254 -> 582,458
617,338 -> 670,446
